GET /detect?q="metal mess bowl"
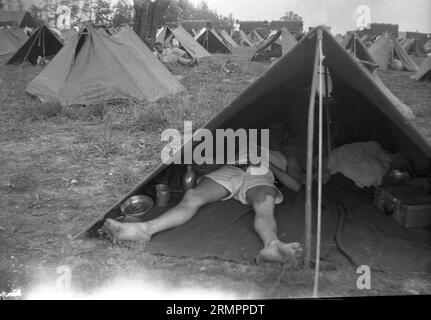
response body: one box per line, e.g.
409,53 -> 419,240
120,195 -> 154,218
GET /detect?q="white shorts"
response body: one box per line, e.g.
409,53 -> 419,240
201,165 -> 284,205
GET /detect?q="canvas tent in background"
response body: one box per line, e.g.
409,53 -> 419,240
368,35 -> 418,72
0,11 -> 36,28
341,33 -> 376,65
251,28 -> 298,61
6,25 -> 63,65
248,29 -> 265,45
196,28 -> 232,53
79,27 -> 431,274
0,27 -> 28,56
26,24 -> 184,106
156,25 -> 211,60
238,30 -> 253,46
411,55 -> 431,81
219,29 -> 238,48
401,38 -> 426,57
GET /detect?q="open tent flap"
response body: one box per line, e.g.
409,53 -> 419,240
82,28 -> 431,273
6,25 -> 63,65
197,29 -> 232,54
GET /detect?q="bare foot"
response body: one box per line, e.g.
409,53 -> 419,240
101,219 -> 151,245
257,241 -> 303,268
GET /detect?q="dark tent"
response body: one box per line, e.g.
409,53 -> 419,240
401,38 -> 426,57
26,25 -> 185,106
156,25 -> 211,61
196,29 -> 232,54
79,27 -> 431,274
6,25 -> 63,65
0,11 -> 36,28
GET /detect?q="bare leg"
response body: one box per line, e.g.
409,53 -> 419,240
102,177 -> 229,243
247,186 -> 303,266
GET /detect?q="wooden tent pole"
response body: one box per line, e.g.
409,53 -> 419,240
304,30 -> 322,268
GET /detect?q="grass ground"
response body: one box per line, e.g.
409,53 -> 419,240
0,47 -> 430,299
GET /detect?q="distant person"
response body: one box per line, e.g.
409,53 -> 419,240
232,19 -> 241,44
154,42 -> 197,67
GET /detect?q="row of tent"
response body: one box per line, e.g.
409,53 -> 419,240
3,23 -> 430,108
13,23 -> 185,106
338,32 -> 431,81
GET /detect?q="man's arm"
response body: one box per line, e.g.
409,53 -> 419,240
269,163 -> 301,192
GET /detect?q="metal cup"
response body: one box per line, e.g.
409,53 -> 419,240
155,184 -> 170,207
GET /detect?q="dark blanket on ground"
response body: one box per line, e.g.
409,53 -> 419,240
141,182 -> 431,273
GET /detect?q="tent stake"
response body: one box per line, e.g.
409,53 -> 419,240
304,30 -> 321,268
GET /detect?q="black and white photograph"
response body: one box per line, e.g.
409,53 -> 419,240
0,0 -> 430,305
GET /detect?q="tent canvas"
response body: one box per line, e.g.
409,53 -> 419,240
196,28 -> 232,54
341,33 -> 376,64
369,36 -> 418,72
411,54 -> 431,81
0,28 -> 28,56
219,29 -> 238,48
6,25 -> 63,65
26,25 -> 185,106
79,27 -> 431,274
157,25 -> 211,60
238,30 -> 253,46
0,11 -> 36,28
251,28 -> 297,61
248,29 -> 264,45
402,38 -> 426,57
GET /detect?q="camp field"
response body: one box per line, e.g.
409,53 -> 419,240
0,47 -> 431,298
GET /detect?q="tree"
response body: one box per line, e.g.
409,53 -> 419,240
280,11 -> 303,22
93,0 -> 112,25
133,0 -> 172,50
112,0 -> 135,26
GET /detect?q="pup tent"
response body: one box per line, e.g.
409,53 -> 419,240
248,29 -> 265,46
237,30 -> 253,47
156,25 -> 211,60
196,28 -> 232,54
6,25 -> 63,65
26,24 -> 185,106
341,33 -> 376,64
0,27 -> 28,56
401,38 -> 426,57
411,54 -> 431,81
0,11 -> 36,28
368,35 -> 418,72
219,29 -> 238,48
79,27 -> 431,274
251,28 -> 298,61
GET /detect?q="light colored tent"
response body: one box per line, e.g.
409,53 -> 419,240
0,28 -> 28,56
79,27 -> 431,274
238,30 -> 253,46
6,25 -> 63,65
251,27 -> 297,61
219,29 -> 238,48
248,29 -> 264,45
369,36 -> 418,72
156,25 -> 211,60
26,24 -> 185,106
196,28 -> 232,54
411,55 -> 431,81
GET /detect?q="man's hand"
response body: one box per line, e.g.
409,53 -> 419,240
269,163 -> 301,192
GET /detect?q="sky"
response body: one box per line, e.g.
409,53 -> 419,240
197,0 -> 431,34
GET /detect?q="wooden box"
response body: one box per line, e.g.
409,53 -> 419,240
374,184 -> 431,228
